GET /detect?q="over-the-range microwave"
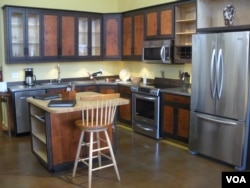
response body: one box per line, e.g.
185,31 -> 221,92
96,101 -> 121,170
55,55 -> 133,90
142,40 -> 173,64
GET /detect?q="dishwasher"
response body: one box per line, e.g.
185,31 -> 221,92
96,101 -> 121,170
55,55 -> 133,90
13,89 -> 45,135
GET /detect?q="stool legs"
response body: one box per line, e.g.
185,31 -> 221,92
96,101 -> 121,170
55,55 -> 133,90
72,130 -> 85,178
88,131 -> 94,188
72,129 -> 120,188
104,129 -> 121,181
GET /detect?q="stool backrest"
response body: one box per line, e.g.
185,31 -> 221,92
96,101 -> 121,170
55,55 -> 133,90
79,93 -> 120,127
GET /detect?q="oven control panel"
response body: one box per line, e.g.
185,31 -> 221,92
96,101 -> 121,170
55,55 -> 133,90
130,86 -> 160,96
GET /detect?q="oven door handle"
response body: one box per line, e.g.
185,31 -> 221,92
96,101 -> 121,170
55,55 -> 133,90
134,94 -> 157,101
136,123 -> 154,132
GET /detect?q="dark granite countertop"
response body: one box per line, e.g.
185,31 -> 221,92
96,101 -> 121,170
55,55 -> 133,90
8,80 -> 133,92
161,87 -> 191,97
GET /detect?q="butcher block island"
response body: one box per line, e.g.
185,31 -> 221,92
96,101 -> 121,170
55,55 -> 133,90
27,92 -> 129,171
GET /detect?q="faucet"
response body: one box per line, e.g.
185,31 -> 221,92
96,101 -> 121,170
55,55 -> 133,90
57,64 -> 61,83
88,69 -> 102,80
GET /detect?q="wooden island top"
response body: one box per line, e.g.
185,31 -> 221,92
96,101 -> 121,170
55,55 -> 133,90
27,91 -> 129,113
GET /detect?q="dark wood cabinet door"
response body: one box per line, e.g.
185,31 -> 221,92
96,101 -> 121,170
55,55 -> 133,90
177,108 -> 190,138
159,8 -> 173,36
161,93 -> 190,142
43,13 -> 59,58
133,14 -> 144,56
122,11 -> 144,60
145,5 -> 174,39
122,16 -> 132,56
61,15 -> 76,57
99,85 -> 117,94
145,11 -> 158,38
75,85 -> 98,92
103,14 -> 121,59
118,86 -> 132,124
162,105 -> 174,134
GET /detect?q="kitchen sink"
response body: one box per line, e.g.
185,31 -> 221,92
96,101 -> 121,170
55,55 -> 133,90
39,82 -> 70,87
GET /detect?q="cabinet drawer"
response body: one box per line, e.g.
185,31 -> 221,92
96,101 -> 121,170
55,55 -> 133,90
163,93 -> 190,104
118,86 -> 131,94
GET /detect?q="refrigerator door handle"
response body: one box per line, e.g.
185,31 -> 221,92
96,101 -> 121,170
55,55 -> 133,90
216,49 -> 224,99
196,113 -> 237,126
210,49 -> 216,99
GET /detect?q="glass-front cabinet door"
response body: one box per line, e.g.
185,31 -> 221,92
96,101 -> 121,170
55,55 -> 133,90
78,16 -> 89,57
10,10 -> 25,59
27,12 -> 40,58
5,7 -> 41,63
77,14 -> 102,59
91,17 -> 101,57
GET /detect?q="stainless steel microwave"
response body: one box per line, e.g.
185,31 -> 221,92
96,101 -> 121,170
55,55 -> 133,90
142,40 -> 173,64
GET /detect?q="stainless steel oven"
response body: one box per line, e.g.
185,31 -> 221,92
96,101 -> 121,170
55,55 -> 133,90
131,86 -> 161,139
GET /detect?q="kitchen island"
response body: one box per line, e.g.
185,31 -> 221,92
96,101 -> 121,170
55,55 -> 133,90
27,92 -> 129,171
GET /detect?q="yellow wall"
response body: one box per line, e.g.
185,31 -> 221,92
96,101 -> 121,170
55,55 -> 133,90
118,0 -> 178,12
0,0 -> 190,83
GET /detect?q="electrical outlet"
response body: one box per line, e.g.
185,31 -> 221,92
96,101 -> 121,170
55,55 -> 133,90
12,72 -> 19,79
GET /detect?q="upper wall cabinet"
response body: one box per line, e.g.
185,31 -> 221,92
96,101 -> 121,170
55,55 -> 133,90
42,10 -> 76,60
103,14 -> 122,60
4,6 -> 103,63
145,4 -> 174,39
4,7 -> 42,63
43,11 -> 102,61
197,0 -> 250,32
75,13 -> 102,60
122,10 -> 144,60
174,1 -> 196,64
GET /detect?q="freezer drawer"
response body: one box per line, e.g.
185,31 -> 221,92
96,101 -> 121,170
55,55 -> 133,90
189,112 -> 245,168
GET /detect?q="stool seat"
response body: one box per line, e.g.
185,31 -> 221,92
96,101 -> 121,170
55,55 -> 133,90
75,119 -> 110,131
72,93 -> 121,188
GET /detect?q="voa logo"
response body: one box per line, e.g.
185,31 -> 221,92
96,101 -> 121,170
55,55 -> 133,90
226,176 -> 246,184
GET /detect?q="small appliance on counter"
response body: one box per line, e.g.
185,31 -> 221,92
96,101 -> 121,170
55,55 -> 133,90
24,68 -> 36,86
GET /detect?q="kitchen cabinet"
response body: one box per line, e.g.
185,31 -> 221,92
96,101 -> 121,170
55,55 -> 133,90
118,85 -> 132,125
75,85 -> 98,92
161,93 -> 190,143
46,88 -> 66,94
122,10 -> 144,60
99,85 -> 117,94
29,104 -> 51,169
4,6 -> 42,63
77,13 -> 102,60
145,5 -> 174,39
174,1 -> 196,64
197,0 -> 250,32
103,14 -> 122,60
4,6 -> 103,63
42,10 -> 77,60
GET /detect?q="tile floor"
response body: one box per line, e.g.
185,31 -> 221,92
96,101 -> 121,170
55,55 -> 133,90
0,124 -> 235,188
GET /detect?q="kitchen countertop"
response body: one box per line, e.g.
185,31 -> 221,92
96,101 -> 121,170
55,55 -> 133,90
8,79 -> 129,92
8,79 -> 191,97
27,92 -> 129,113
161,87 -> 191,97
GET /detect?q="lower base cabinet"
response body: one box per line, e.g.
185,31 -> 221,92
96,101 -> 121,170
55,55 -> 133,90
161,93 -> 190,143
118,85 -> 132,125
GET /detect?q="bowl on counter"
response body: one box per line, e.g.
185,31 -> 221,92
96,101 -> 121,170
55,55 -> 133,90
130,77 -> 142,85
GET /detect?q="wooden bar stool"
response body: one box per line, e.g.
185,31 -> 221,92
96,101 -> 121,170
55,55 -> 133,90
72,93 -> 121,188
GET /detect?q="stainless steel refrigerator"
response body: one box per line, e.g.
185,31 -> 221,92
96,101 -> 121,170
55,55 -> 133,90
189,31 -> 250,171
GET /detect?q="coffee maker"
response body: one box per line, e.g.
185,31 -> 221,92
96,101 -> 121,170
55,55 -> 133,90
24,68 -> 36,86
